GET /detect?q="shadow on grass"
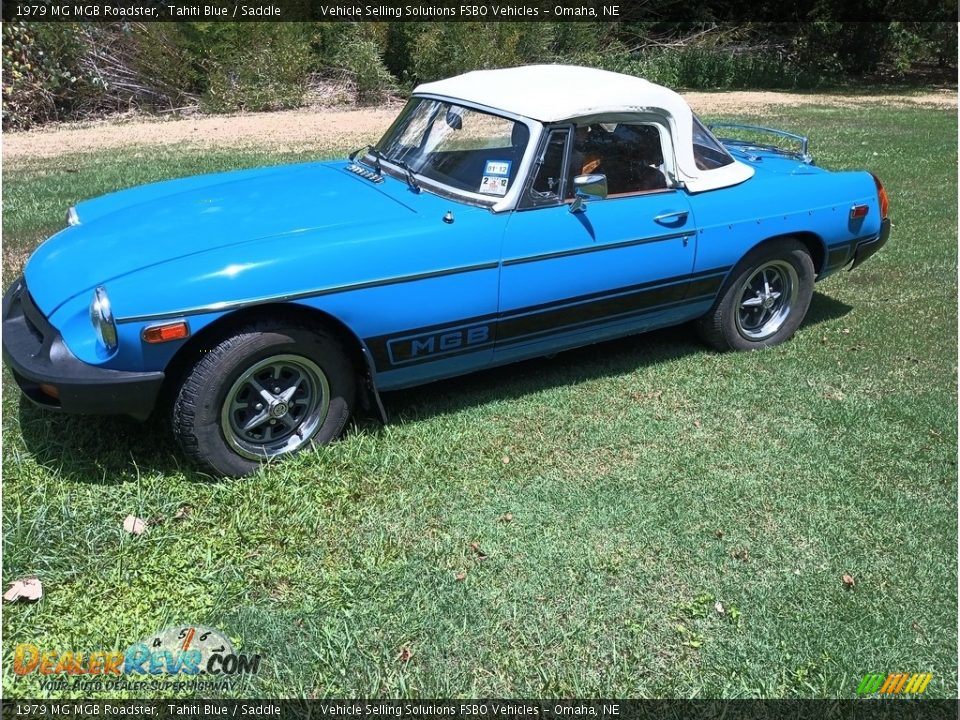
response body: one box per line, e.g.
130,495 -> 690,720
16,291 -> 851,481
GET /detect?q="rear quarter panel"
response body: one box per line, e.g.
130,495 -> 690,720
689,168 -> 882,279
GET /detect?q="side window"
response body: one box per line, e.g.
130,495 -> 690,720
522,128 -> 570,208
567,122 -> 669,198
692,115 -> 734,170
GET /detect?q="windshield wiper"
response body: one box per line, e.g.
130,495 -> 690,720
349,144 -> 384,176
391,158 -> 421,194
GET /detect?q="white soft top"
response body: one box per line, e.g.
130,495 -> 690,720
414,64 -> 753,193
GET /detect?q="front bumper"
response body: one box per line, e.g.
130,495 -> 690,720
850,217 -> 891,270
2,278 -> 164,420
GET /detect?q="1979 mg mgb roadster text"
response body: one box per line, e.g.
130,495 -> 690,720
3,65 -> 890,476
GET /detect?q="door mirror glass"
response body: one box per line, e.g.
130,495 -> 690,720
574,173 -> 608,200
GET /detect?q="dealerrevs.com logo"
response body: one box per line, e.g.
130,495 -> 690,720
13,625 -> 261,679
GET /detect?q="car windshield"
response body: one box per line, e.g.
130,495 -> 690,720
375,97 -> 529,200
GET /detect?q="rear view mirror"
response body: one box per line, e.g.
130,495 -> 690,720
445,110 -> 463,130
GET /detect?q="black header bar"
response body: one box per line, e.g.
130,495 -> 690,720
2,0 -> 957,22
2,699 -> 959,720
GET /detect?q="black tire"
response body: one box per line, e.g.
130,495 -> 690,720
172,321 -> 355,477
696,238 -> 815,352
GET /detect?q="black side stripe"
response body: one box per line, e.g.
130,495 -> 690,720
824,231 -> 882,272
503,231 -> 692,267
495,294 -> 717,349
497,275 -> 723,344
826,245 -> 852,269
115,261 -> 500,324
365,268 -> 729,370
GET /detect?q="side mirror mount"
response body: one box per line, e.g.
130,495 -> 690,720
570,173 -> 608,213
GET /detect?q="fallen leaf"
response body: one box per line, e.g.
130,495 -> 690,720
693,419 -> 702,428
454,571 -> 467,582
397,647 -> 413,663
3,577 -> 42,603
714,601 -> 725,614
499,512 -> 514,523
732,548 -> 750,562
173,506 -> 191,521
793,568 -> 801,575
715,529 -> 725,539
842,573 -> 856,588
123,515 -> 148,536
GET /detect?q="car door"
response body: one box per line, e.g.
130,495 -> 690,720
495,121 -> 699,360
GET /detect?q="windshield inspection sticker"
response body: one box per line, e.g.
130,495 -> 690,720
478,159 -> 511,196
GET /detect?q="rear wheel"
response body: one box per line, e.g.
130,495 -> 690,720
697,239 -> 815,351
173,321 -> 355,476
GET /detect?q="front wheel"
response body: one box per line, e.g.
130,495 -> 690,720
172,321 -> 355,476
696,239 -> 815,352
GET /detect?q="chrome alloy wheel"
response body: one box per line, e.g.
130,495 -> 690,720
735,260 -> 799,340
220,354 -> 329,460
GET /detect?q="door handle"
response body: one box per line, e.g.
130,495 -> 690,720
654,210 -> 689,225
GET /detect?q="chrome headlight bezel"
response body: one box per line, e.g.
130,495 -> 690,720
89,286 -> 118,352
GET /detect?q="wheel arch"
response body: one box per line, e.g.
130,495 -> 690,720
708,231 -> 823,313
160,302 -> 387,423
749,231 -> 826,276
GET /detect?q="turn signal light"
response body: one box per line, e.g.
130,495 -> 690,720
850,204 -> 869,220
142,321 -> 190,344
871,173 -> 890,219
39,383 -> 60,399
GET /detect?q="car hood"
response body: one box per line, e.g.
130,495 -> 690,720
25,162 -> 420,316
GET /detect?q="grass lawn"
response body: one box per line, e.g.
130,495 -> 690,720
2,102 -> 956,699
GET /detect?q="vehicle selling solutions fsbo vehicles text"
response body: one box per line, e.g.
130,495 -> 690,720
316,4 -> 545,17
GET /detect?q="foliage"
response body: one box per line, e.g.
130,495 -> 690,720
199,23 -> 313,112
1,23 -> 87,130
297,23 -> 398,104
406,23 -> 558,84
579,42 -> 817,89
1,21 -> 957,129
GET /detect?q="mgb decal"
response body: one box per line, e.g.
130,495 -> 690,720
387,324 -> 492,365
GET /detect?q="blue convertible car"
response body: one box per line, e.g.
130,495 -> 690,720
3,65 -> 890,476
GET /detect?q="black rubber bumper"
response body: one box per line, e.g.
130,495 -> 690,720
851,217 -> 891,270
2,278 -> 164,420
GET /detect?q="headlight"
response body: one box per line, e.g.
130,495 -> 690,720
89,286 -> 118,352
66,206 -> 79,226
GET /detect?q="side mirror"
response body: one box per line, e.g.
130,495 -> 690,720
570,173 -> 607,213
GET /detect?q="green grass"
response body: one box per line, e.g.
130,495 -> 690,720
2,103 -> 956,699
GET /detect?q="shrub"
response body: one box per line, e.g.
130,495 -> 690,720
2,22 -> 86,130
201,24 -> 312,112
408,23 -> 557,84
328,36 -> 398,104
577,42 -> 817,90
